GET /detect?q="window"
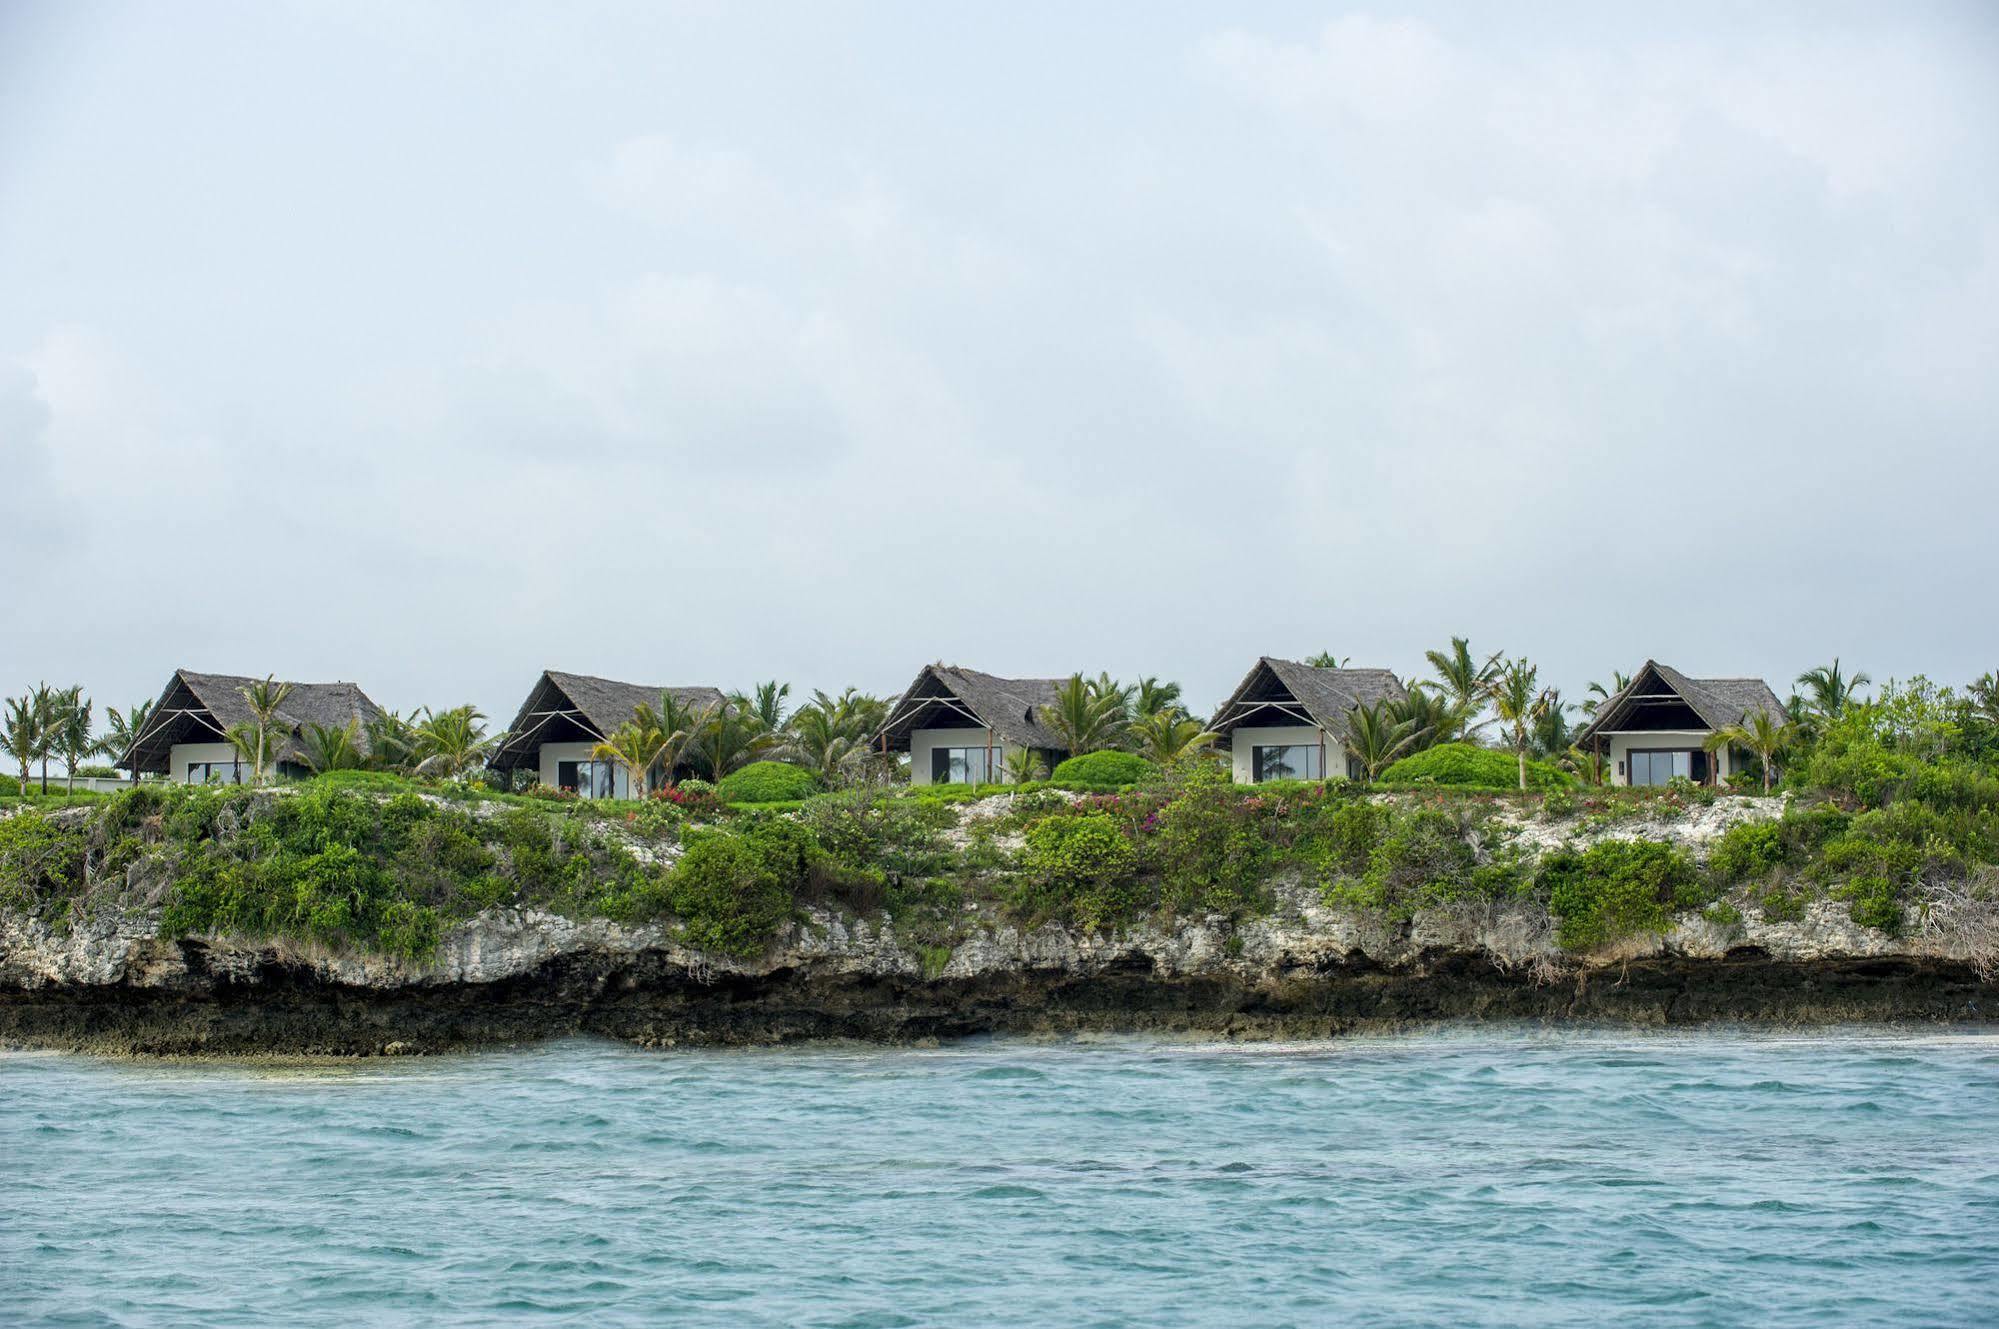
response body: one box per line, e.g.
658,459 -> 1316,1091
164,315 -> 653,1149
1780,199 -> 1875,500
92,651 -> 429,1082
185,760 -> 247,785
1252,744 -> 1321,782
556,759 -> 618,798
1628,750 -> 1693,787
931,745 -> 999,784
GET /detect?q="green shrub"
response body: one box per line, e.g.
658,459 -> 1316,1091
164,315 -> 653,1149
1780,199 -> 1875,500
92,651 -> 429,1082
1051,751 -> 1157,790
1378,742 -> 1572,792
716,761 -> 821,805
1708,820 -> 1788,883
1018,812 -> 1143,930
1541,840 -> 1696,950
1144,764 -> 1270,916
0,811 -> 89,911
667,828 -> 797,955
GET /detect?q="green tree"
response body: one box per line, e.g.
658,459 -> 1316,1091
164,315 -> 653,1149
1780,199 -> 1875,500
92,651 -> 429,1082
592,705 -> 674,798
1388,682 -> 1460,756
1425,637 -> 1500,738
1583,671 -> 1631,718
688,697 -> 774,782
1129,710 -> 1217,765
1039,674 -> 1129,755
1305,651 -> 1350,669
1003,746 -> 1049,784
4,693 -> 43,798
364,709 -> 420,774
98,698 -> 154,782
299,719 -> 366,773
1797,659 -> 1871,725
413,704 -> 496,779
27,682 -> 62,792
1486,658 -> 1552,792
1703,710 -> 1796,795
1344,700 -> 1418,781
1529,688 -> 1574,760
733,680 -> 791,733
1132,677 -> 1186,721
235,675 -> 295,786
51,687 -> 94,794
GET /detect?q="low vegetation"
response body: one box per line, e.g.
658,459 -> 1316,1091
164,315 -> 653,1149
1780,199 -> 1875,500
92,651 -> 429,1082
5,653 -> 1995,967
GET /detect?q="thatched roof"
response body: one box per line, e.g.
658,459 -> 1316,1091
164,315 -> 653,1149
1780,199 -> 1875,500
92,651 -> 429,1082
123,669 -> 383,774
874,664 -> 1069,752
1572,660 -> 1785,746
1208,658 -> 1409,747
488,670 -> 725,770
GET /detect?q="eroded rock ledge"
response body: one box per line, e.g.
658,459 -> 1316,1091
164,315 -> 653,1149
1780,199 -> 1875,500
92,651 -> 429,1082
3,888 -> 1992,1055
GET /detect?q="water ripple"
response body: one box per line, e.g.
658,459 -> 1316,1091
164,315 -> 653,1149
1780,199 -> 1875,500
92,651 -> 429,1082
3,1027 -> 1998,1327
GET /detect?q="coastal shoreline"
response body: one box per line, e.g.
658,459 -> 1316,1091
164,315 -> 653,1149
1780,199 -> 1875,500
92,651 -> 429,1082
5,944 -> 1990,1057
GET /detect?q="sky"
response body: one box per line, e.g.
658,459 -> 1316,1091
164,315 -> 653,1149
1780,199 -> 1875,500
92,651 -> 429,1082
2,1 -> 1996,727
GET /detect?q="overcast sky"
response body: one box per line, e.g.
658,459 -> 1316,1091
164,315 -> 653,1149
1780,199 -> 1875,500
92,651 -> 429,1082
2,1 -> 1995,726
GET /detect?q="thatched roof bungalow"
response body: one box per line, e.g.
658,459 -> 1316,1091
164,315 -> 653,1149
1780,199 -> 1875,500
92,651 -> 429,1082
487,670 -> 723,797
874,664 -> 1069,785
123,669 -> 382,783
1572,660 -> 1784,787
1209,658 -> 1408,782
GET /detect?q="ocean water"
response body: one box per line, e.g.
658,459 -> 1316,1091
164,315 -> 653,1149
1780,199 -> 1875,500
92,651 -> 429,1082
5,1030 -> 1998,1328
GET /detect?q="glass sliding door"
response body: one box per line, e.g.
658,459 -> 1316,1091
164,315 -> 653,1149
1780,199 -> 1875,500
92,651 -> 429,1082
1628,750 -> 1693,786
1252,744 -> 1321,782
930,745 -> 998,784
556,759 -> 619,797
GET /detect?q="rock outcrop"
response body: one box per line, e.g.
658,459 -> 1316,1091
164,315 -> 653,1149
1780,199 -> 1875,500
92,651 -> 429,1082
3,883 -> 1992,1056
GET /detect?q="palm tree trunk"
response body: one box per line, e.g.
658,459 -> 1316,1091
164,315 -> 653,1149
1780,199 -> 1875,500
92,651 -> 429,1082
1517,744 -> 1527,791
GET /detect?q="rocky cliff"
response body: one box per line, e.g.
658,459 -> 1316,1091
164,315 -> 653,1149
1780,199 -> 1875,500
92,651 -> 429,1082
4,882 -> 1992,1055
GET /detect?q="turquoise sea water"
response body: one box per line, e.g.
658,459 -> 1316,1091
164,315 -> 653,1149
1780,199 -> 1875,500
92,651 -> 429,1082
5,1029 -> 1999,1327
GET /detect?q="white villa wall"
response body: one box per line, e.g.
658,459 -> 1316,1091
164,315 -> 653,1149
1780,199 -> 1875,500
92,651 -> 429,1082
535,740 -> 633,799
1605,730 -> 1732,786
1229,725 -> 1343,783
910,727 -> 1018,786
168,741 -> 248,784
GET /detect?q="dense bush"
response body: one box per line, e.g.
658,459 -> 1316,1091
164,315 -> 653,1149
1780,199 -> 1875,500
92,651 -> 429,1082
1142,762 -> 1271,916
665,824 -> 798,955
1051,750 -> 1158,790
1541,841 -> 1699,950
715,760 -> 821,805
1378,742 -> 1571,791
1018,812 -> 1142,931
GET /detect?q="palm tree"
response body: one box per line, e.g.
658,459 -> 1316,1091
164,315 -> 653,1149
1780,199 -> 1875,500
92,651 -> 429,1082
786,706 -> 861,785
656,691 -> 717,783
1132,677 -> 1185,721
1129,710 -> 1217,765
688,697 -> 773,782
1528,688 -> 1574,760
733,680 -> 790,734
299,719 -> 366,773
592,705 -> 672,798
1388,683 -> 1459,756
1425,637 -> 1500,738
4,693 -> 42,798
1563,743 -> 1606,787
413,704 -> 496,779
1486,658 -> 1552,792
1704,711 -> 1795,795
1003,747 -> 1049,784
1583,671 -> 1632,718
1305,651 -> 1350,669
51,687 -> 93,794
28,682 -> 61,792
1039,674 -> 1128,755
98,698 -> 154,782
234,675 -> 294,786
1344,700 -> 1418,781
1796,659 -> 1871,723
1971,671 -> 1999,727
364,709 -> 420,774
